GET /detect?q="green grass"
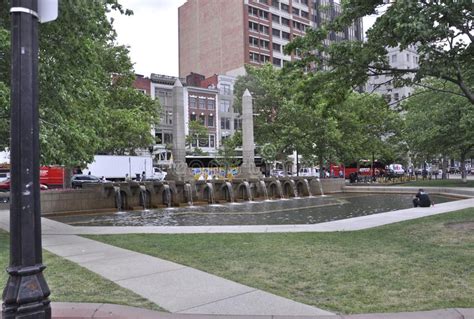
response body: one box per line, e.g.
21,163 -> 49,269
0,231 -> 163,311
86,210 -> 474,314
401,179 -> 474,187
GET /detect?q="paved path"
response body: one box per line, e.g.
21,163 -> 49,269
52,302 -> 474,319
0,186 -> 473,316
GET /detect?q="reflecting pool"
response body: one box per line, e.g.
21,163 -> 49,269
48,193 -> 458,227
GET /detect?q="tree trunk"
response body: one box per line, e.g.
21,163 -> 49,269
460,153 -> 467,183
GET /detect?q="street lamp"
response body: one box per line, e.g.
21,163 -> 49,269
2,1 -> 57,318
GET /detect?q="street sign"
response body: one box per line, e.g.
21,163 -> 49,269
38,0 -> 58,23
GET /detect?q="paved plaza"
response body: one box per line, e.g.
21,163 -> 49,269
0,186 -> 473,317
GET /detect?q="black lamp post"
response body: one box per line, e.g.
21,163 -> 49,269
2,1 -> 51,318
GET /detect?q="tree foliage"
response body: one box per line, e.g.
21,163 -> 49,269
286,0 -> 474,104
0,0 -> 159,166
185,120 -> 209,155
234,63 -> 401,172
403,79 -> 474,178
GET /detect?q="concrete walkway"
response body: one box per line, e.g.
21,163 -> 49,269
0,186 -> 473,316
51,302 -> 474,319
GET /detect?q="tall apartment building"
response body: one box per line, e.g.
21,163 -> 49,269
179,0 -> 363,77
366,45 -> 420,107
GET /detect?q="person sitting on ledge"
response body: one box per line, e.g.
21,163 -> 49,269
413,188 -> 432,207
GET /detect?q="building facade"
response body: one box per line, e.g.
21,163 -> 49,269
179,0 -> 363,77
134,73 -> 221,168
366,45 -> 420,107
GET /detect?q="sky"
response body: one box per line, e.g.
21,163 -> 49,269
111,0 -> 378,77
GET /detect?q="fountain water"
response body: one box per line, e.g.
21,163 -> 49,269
184,183 -> 193,206
224,182 -> 235,203
316,178 -> 325,196
289,179 -> 299,197
259,180 -> 269,200
163,184 -> 172,207
205,182 -> 216,204
139,185 -> 149,209
114,186 -> 122,211
274,180 -> 284,199
242,181 -> 253,201
303,179 -> 313,197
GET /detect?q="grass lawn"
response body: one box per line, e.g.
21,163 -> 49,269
0,230 -> 163,311
87,209 -> 474,314
401,179 -> 474,188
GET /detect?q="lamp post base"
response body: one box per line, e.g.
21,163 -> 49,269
2,264 -> 51,319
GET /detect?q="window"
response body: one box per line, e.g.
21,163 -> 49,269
260,39 -> 269,50
220,100 -> 230,112
221,117 -> 231,130
249,52 -> 259,62
394,93 -> 399,101
281,17 -> 290,26
190,113 -> 196,121
391,54 -> 397,63
259,0 -> 268,4
198,99 -> 206,109
166,112 -> 173,125
281,3 -> 289,12
189,97 -> 196,108
200,135 -> 209,148
207,99 -> 215,110
292,7 -> 299,15
249,21 -> 259,32
301,0 -> 308,5
249,36 -> 259,47
199,114 -> 206,125
259,24 -> 269,35
207,114 -> 214,127
301,10 -> 309,19
282,31 -> 290,40
272,14 -> 280,24
155,131 -> 162,144
273,57 -> 281,67
220,84 -> 231,95
271,0 -> 279,8
209,135 -> 215,148
260,54 -> 270,63
234,118 -> 242,130
406,53 -> 410,62
163,133 -> 173,145
272,42 -> 281,52
272,28 -> 280,37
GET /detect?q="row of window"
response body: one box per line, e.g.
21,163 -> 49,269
248,6 -> 269,20
249,52 -> 270,63
391,53 -> 419,64
221,117 -> 242,130
191,134 -> 216,148
249,36 -> 270,50
249,21 -> 269,35
189,97 -> 215,110
272,28 -> 291,40
190,113 -> 215,127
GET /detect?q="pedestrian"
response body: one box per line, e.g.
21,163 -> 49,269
413,188 -> 433,207
141,171 -> 146,181
125,173 -> 131,181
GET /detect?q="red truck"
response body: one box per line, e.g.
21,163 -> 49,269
0,166 -> 64,191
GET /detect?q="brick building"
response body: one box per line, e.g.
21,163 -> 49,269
179,0 -> 363,77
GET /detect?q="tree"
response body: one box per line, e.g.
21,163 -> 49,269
216,131 -> 242,179
186,120 -> 209,155
0,0 -> 159,167
286,0 -> 474,104
403,80 -> 474,181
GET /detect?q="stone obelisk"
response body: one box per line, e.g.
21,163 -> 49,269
237,89 -> 260,179
166,79 -> 192,181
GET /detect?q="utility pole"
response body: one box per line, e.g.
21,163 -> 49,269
2,1 -> 57,318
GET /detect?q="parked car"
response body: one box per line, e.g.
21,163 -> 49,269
449,167 -> 460,174
0,178 -> 48,192
271,170 -> 292,177
386,164 -> 405,177
299,167 -> 320,177
71,174 -> 102,189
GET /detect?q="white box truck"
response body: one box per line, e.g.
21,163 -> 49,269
83,155 -> 156,181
